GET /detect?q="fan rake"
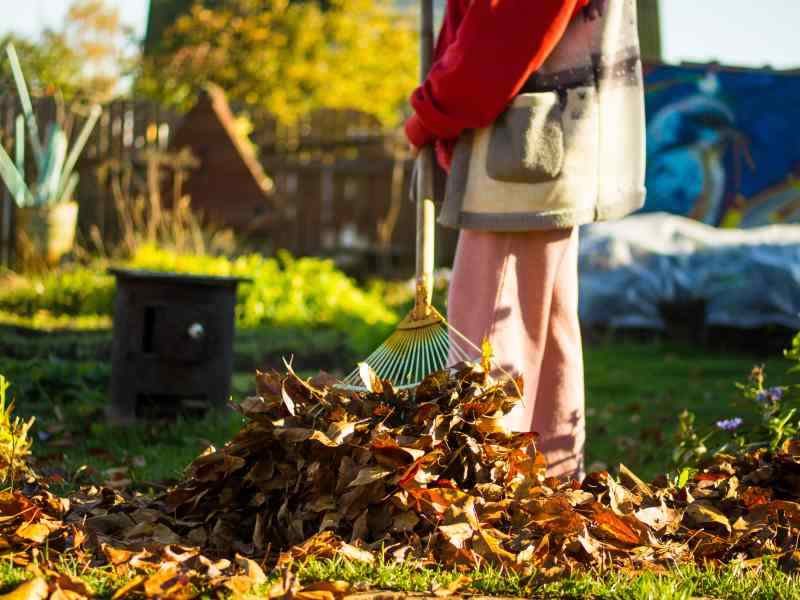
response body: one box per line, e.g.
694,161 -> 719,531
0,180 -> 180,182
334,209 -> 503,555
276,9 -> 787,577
338,282 -> 479,391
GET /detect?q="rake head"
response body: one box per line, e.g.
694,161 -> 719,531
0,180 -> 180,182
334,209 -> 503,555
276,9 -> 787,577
338,302 -> 479,392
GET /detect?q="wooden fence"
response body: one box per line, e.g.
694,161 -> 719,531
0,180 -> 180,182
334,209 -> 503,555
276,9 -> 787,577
0,96 -> 456,274
0,95 -> 181,266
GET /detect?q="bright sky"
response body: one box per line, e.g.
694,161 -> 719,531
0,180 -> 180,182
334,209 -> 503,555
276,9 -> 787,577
1,0 -> 799,70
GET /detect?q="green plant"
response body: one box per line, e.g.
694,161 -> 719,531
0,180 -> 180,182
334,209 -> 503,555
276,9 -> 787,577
672,332 -> 800,471
0,247 -> 399,358
0,375 -> 35,485
0,43 -> 101,208
0,266 -> 115,317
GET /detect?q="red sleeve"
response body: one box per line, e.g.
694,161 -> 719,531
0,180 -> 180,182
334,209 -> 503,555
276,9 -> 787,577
405,0 -> 468,148
407,0 -> 584,145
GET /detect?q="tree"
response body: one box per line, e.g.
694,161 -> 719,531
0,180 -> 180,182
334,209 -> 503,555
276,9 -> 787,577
136,0 -> 418,125
0,32 -> 83,99
0,0 -> 134,102
62,0 -> 137,100
144,0 -> 337,57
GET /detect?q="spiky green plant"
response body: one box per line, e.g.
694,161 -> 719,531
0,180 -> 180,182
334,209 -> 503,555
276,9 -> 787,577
0,43 -> 101,208
0,375 -> 35,485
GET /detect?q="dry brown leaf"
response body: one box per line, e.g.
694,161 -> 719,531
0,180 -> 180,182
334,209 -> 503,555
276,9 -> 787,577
635,503 -> 683,534
685,500 -> 732,534
348,466 -> 393,488
9,362 -> 800,587
0,578 -> 48,600
14,522 -> 49,544
54,573 -> 92,597
432,575 -> 472,597
618,463 -> 654,498
588,503 -> 644,546
438,522 -> 474,549
357,362 -> 383,394
235,554 -> 267,584
391,511 -> 420,532
296,581 -> 351,600
338,543 -> 375,564
225,575 -> 259,597
475,527 -> 515,563
143,566 -> 193,600
50,587 -> 87,600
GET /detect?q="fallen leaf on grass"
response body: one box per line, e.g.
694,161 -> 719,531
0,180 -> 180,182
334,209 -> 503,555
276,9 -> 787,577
635,503 -> 683,534
235,554 -> 267,584
8,361 -> 800,587
143,566 -> 192,599
14,522 -> 50,544
295,581 -> 351,600
438,522 -> 474,549
53,573 -> 92,597
110,575 -> 145,600
0,578 -> 48,600
685,501 -> 731,534
348,466 -> 393,488
50,585 -> 88,600
432,575 -> 471,597
338,543 -> 375,564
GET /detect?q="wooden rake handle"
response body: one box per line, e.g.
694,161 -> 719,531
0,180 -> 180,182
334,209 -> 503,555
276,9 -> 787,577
414,0 -> 436,317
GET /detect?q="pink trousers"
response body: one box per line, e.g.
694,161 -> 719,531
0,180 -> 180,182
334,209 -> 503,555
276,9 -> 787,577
448,227 -> 585,481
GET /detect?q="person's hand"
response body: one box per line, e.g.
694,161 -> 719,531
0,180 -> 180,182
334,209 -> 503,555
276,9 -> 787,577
409,143 -> 421,159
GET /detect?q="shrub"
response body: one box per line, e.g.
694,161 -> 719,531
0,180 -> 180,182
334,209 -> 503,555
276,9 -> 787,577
0,268 -> 114,317
0,376 -> 34,484
0,247 -> 399,357
672,331 -> 800,479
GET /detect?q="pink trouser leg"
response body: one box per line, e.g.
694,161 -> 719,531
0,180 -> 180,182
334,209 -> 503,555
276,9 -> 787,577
447,227 -> 585,481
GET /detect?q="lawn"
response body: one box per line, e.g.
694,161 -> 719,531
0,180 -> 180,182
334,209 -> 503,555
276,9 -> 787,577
3,556 -> 800,600
1,329 -> 790,492
1,254 -> 798,599
0,329 -> 797,599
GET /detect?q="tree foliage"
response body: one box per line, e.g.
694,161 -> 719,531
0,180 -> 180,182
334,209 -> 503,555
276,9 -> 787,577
0,0 -> 134,102
0,33 -> 83,99
136,0 -> 418,125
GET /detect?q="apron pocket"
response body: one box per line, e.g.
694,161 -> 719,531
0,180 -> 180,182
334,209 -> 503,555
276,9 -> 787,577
486,91 -> 565,184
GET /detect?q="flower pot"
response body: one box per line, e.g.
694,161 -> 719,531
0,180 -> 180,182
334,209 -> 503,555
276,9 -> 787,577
15,201 -> 79,267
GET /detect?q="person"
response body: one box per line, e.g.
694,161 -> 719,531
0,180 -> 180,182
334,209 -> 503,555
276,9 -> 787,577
404,0 -> 647,481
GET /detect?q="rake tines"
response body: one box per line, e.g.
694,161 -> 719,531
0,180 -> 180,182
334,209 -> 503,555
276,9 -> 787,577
339,305 -> 479,391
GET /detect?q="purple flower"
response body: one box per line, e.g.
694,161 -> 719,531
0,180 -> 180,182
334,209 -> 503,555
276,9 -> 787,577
716,417 -> 743,432
756,387 -> 784,403
768,387 -> 784,401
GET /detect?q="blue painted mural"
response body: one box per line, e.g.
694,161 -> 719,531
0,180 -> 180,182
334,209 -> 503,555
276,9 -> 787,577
641,63 -> 800,227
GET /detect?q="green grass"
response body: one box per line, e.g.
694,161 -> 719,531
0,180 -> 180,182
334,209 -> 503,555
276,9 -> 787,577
583,337 -> 792,481
5,557 -> 795,600
0,561 -> 29,595
1,335 -> 792,489
281,559 -> 800,599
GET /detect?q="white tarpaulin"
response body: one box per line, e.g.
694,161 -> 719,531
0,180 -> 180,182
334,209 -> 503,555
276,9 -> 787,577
579,213 -> 800,330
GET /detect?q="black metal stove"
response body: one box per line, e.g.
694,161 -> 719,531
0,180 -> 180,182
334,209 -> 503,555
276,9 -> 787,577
108,268 -> 249,421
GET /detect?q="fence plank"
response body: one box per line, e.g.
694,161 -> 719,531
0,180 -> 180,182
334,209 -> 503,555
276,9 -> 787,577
0,96 -> 450,274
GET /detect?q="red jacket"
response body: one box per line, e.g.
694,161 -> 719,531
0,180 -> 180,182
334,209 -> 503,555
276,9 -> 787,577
405,0 -> 590,171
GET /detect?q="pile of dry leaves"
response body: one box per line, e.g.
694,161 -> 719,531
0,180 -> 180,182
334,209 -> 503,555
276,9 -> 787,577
4,361 -> 800,599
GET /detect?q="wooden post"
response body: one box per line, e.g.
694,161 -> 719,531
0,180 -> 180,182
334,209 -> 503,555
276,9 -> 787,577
0,188 -> 12,268
637,0 -> 663,62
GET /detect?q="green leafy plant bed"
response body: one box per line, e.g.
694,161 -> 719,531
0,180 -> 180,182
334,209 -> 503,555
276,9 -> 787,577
0,247 -> 398,359
1,334 -> 800,600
